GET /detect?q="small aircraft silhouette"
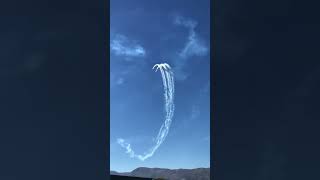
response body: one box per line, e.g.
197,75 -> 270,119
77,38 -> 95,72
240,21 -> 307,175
152,63 -> 171,72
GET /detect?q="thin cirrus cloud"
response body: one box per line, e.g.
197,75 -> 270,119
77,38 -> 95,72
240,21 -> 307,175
110,72 -> 125,88
174,15 -> 208,59
110,34 -> 145,88
172,15 -> 209,81
110,34 -> 146,57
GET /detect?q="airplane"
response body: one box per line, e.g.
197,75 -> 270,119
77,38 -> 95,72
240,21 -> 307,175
152,64 -> 161,72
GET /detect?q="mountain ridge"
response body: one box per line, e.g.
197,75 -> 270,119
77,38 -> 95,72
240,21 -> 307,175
111,167 -> 210,180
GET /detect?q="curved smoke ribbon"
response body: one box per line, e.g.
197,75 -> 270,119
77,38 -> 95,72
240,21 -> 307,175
117,63 -> 175,161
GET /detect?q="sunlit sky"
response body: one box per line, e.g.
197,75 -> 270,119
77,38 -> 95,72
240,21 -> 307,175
110,0 -> 210,172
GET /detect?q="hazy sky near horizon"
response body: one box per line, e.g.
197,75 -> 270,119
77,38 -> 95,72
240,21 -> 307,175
110,0 -> 210,172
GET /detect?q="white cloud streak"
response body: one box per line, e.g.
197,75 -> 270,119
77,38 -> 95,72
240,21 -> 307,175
174,16 -> 208,59
172,15 -> 209,81
110,34 -> 146,57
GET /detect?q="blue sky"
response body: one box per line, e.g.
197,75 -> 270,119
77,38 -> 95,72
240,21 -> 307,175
110,0 -> 210,172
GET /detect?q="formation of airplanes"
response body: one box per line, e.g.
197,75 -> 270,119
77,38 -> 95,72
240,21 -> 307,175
152,63 -> 171,72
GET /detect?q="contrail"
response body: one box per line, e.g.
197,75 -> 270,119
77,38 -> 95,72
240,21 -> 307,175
117,63 -> 175,161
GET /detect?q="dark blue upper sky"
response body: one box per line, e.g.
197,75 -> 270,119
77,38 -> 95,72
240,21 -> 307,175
110,0 -> 210,172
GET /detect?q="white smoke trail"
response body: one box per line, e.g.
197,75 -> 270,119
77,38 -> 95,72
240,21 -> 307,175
117,63 -> 175,161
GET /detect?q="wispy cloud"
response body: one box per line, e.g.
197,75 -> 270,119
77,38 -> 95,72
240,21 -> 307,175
174,15 -> 198,29
172,15 -> 209,81
111,72 -> 125,88
110,34 -> 146,58
174,16 -> 208,59
116,77 -> 124,85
